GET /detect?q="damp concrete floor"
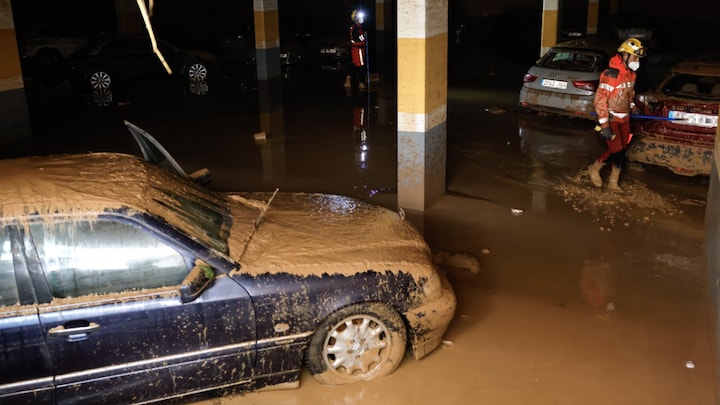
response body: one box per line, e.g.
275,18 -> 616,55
24,49 -> 716,405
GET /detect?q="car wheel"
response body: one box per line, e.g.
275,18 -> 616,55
186,62 -> 208,81
89,70 -> 111,90
305,303 -> 407,385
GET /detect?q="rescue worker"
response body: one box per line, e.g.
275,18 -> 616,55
343,10 -> 368,90
587,37 -> 646,192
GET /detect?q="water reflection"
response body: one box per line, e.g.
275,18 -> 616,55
88,79 -> 210,107
518,114 -> 604,170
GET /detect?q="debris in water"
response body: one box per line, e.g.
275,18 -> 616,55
432,249 -> 481,273
606,302 -> 615,311
511,208 -> 524,216
485,106 -> 505,114
686,361 -> 696,369
442,339 -> 454,346
481,248 -> 491,254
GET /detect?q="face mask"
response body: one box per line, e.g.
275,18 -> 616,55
628,61 -> 640,71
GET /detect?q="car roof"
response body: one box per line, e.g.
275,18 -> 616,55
549,38 -> 617,55
0,152 -> 224,224
673,52 -> 720,77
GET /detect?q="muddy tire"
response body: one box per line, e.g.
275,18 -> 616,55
305,303 -> 407,385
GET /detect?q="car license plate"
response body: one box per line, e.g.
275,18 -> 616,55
669,111 -> 718,128
541,79 -> 568,89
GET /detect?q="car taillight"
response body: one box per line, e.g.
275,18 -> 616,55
523,73 -> 537,83
572,80 -> 598,92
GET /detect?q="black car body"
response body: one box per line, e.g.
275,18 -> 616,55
17,22 -> 111,86
0,122 -> 455,404
66,36 -> 209,91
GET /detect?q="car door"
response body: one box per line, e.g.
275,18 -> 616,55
0,224 -> 55,404
27,216 -> 256,404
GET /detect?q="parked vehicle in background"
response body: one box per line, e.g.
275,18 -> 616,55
628,52 -> 720,176
17,22 -> 111,86
66,36 -> 209,92
519,39 -> 617,119
0,121 -> 456,404
611,14 -> 658,49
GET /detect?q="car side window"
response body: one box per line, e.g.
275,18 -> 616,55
0,227 -> 19,307
29,219 -> 188,299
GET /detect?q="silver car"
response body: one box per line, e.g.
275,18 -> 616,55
519,39 -> 617,119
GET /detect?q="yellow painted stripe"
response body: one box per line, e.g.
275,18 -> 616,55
376,1 -> 385,31
254,9 -> 280,49
0,29 -> 22,89
586,0 -> 599,35
397,34 -> 447,115
540,9 -> 558,54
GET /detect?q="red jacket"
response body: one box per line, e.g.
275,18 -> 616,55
594,54 -> 637,125
349,22 -> 366,67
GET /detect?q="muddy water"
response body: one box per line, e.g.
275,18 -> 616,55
187,55 -> 715,404
25,48 -> 715,404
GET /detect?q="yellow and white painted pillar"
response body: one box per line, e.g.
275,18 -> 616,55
397,0 -> 447,211
540,0 -> 559,56
253,0 -> 283,136
0,0 -> 31,156
586,0 -> 599,36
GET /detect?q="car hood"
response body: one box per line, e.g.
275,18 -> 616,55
224,192 -> 434,276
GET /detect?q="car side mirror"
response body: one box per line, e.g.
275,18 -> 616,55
180,261 -> 215,303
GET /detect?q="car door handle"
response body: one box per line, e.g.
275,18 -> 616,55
48,322 -> 100,342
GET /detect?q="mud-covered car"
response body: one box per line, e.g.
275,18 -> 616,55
519,39 -> 617,119
628,52 -> 720,176
0,122 -> 456,404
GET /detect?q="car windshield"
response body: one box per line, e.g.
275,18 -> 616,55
147,170 -> 231,254
662,74 -> 720,101
537,49 -> 607,72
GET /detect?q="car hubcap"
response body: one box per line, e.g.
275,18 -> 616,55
90,72 -> 111,90
323,315 -> 389,376
187,63 -> 207,81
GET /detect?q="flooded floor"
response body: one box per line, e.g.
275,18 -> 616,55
26,49 -> 716,404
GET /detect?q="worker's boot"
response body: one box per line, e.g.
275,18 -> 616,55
587,160 -> 604,188
343,75 -> 352,88
607,166 -> 624,193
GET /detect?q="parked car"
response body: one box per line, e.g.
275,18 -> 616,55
66,36 -> 209,92
519,39 -> 617,119
17,21 -> 111,86
628,52 -> 720,176
0,121 -> 456,404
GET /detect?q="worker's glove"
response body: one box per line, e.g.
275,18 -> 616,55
600,126 -> 615,140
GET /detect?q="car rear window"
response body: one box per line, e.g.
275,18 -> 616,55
662,74 -> 720,101
538,49 -> 607,72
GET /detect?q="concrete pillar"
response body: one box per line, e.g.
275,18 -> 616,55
253,0 -> 283,137
374,0 -> 386,77
0,0 -> 31,157
115,0 -> 144,35
397,0 -> 447,211
586,0 -> 599,36
540,0 -> 559,56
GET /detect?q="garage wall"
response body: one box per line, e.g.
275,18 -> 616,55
0,0 -> 31,156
